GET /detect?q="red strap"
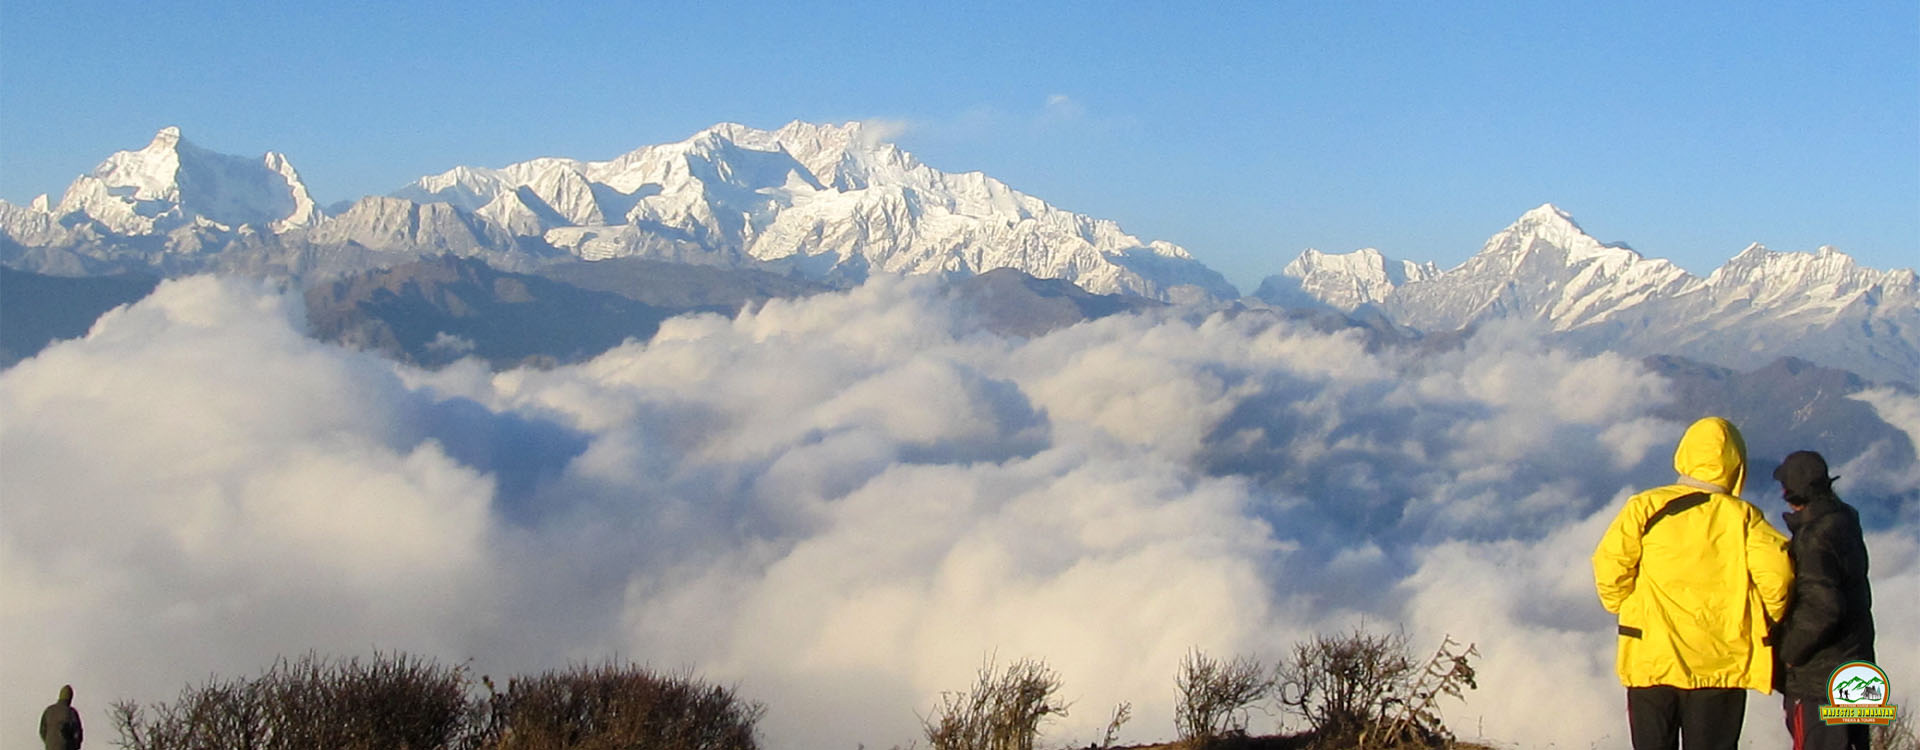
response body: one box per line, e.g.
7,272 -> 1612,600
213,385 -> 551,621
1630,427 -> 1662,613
1790,698 -> 1806,750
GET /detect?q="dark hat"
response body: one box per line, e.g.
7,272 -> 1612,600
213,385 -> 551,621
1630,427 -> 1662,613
1773,450 -> 1837,497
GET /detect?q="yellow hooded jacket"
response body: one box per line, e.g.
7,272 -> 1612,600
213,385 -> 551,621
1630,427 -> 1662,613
1592,417 -> 1793,691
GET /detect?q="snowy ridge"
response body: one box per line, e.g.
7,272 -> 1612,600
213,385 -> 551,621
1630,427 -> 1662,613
307,196 -> 509,255
1702,243 -> 1917,312
394,121 -> 1233,299
1381,203 -> 1694,332
1255,247 -> 1438,311
5,128 -> 1915,381
0,200 -> 74,247
1257,203 -> 1920,384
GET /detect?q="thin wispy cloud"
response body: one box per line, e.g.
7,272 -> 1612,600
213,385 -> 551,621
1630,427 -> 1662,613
893,95 -> 1134,154
854,118 -> 913,150
1041,93 -> 1087,125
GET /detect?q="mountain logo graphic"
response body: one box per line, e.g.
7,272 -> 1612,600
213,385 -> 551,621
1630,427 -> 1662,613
1819,661 -> 1898,726
1833,674 -> 1884,704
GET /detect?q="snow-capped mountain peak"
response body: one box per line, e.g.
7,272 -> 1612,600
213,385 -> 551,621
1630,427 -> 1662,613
260,150 -> 320,230
1256,204 -> 1917,384
395,121 -> 1234,299
1479,202 -> 1635,267
1367,204 -> 1691,332
10,121 -> 1231,300
756,120 -> 920,189
5,125 -> 1916,382
48,126 -> 320,234
50,127 -> 188,220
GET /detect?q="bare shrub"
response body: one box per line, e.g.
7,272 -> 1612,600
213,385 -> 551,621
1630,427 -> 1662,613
1093,702 -> 1132,750
113,652 -> 475,750
1276,628 -> 1412,747
1274,629 -> 1476,749
269,652 -> 476,749
923,657 -> 1068,750
112,653 -> 762,750
1371,636 -> 1477,748
1876,710 -> 1920,750
481,662 -> 763,750
1175,649 -> 1271,745
113,675 -> 268,750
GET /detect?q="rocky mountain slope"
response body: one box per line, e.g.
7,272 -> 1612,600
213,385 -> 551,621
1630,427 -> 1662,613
304,255 -> 683,369
0,267 -> 159,367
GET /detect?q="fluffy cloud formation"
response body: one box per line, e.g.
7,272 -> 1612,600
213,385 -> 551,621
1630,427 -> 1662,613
0,278 -> 500,718
2,275 -> 1915,748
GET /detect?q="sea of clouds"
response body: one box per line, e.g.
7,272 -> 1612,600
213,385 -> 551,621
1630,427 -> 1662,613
3,274 -> 1914,748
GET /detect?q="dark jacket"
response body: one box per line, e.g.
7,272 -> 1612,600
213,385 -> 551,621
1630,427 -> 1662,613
1775,491 -> 1875,700
39,685 -> 82,750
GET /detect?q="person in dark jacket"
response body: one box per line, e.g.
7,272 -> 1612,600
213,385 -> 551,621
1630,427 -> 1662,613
1773,451 -> 1875,750
39,684 -> 82,750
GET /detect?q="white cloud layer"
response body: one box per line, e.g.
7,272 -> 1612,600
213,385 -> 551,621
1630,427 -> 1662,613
3,275 -> 1915,749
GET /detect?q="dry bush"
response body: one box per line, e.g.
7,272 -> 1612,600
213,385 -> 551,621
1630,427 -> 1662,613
113,676 -> 265,750
1276,627 -> 1414,744
1373,636 -> 1476,747
1175,649 -> 1271,745
481,662 -> 763,750
1274,629 -> 1476,750
113,652 -> 475,750
1093,702 -> 1132,750
1876,711 -> 1920,750
269,652 -> 476,749
112,653 -> 763,750
923,657 -> 1068,750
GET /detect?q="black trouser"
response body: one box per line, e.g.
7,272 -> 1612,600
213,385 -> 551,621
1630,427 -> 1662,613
1626,686 -> 1746,750
1783,695 -> 1871,750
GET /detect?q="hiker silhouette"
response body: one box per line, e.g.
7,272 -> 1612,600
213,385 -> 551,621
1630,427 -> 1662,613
39,684 -> 83,749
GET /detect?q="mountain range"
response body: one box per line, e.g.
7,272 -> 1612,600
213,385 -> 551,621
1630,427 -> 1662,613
1833,674 -> 1887,703
1256,204 -> 1919,385
1,122 -> 1233,300
2,123 -> 1915,385
3,122 -> 1914,523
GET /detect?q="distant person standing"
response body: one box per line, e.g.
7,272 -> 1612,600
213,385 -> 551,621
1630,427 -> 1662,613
39,684 -> 82,750
1593,416 -> 1794,750
1773,450 -> 1875,750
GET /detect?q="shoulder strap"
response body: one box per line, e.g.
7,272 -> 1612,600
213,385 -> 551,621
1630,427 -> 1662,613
1643,491 -> 1710,535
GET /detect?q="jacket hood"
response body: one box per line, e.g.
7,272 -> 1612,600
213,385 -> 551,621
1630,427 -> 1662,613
58,684 -> 72,703
1673,417 -> 1746,496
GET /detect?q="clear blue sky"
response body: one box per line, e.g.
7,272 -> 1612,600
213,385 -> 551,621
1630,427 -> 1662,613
2,2 -> 1914,291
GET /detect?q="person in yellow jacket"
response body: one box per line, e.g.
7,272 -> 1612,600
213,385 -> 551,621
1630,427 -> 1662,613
1593,416 -> 1793,750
